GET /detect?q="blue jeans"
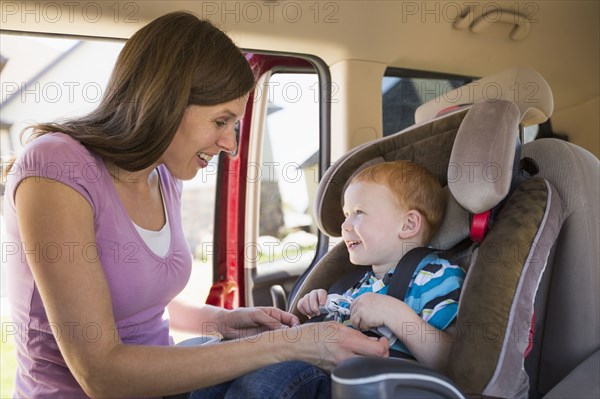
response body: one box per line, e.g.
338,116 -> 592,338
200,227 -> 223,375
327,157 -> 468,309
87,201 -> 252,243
188,361 -> 331,399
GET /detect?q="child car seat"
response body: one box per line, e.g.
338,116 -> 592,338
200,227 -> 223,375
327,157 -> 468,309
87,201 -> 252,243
287,67 -> 599,398
414,66 -> 599,399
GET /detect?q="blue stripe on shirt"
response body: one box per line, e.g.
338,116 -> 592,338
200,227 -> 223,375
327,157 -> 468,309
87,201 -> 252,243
405,270 -> 464,313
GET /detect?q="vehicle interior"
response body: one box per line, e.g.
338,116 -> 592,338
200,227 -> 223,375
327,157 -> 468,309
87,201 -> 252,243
1,1 -> 598,398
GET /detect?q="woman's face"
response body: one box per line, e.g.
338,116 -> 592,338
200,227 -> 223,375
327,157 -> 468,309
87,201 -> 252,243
161,95 -> 248,180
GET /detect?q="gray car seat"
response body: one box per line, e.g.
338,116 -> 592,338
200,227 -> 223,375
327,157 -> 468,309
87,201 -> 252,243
521,139 -> 599,399
287,67 -> 599,398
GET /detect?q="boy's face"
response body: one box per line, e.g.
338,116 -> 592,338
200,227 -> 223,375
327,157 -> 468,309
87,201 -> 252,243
342,181 -> 409,274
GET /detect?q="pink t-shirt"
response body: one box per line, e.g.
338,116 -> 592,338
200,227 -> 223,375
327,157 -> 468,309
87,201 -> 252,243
4,133 -> 192,398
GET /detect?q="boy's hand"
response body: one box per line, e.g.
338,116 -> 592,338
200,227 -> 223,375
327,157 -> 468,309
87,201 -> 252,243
297,289 -> 328,317
349,293 -> 394,330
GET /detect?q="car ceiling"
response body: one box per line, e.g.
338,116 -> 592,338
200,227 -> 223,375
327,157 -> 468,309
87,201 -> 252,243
2,0 -> 598,115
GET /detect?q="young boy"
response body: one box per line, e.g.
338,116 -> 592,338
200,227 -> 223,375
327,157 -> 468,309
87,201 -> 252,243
298,160 -> 465,372
190,160 -> 465,399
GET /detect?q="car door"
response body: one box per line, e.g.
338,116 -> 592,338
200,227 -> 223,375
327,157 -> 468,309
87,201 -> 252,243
206,53 -> 333,309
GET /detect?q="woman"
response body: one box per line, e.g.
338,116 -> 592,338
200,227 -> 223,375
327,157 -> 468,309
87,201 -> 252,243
4,11 -> 388,398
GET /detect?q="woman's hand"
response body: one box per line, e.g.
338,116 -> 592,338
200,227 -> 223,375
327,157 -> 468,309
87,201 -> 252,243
218,307 -> 300,339
297,289 -> 327,317
289,321 -> 389,371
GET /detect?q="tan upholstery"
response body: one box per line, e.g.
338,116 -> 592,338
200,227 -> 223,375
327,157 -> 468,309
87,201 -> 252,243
448,100 -> 520,213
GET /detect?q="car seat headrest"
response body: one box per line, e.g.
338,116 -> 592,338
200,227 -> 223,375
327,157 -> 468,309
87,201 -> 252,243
315,99 -> 521,250
415,67 -> 553,127
448,100 -> 520,213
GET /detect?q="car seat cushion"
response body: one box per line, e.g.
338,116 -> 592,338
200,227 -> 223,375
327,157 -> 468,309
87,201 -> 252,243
448,177 -> 564,398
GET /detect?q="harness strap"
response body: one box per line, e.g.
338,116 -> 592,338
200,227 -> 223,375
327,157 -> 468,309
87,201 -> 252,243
386,247 -> 438,301
328,267 -> 367,295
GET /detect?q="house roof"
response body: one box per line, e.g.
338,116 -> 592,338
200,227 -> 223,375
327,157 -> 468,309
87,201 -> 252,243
0,41 -> 82,108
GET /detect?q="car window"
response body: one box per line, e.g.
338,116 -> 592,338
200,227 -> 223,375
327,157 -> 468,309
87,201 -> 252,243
382,71 -> 549,145
255,72 -> 320,266
0,33 -> 214,342
382,72 -> 471,136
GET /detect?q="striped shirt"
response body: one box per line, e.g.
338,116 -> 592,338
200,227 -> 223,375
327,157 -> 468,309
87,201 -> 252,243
334,252 -> 465,356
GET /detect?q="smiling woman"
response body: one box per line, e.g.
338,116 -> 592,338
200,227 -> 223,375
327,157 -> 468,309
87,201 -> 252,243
2,11 -> 389,399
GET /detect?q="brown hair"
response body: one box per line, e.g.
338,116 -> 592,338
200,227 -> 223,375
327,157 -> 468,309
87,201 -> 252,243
20,12 -> 255,171
350,160 -> 445,243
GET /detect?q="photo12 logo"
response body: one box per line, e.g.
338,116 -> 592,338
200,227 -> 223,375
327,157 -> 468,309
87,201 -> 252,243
2,81 -> 105,104
1,1 -> 139,24
400,1 -> 539,24
199,1 -> 340,24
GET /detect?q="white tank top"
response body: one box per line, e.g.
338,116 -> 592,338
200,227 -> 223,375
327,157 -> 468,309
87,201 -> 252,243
133,183 -> 171,257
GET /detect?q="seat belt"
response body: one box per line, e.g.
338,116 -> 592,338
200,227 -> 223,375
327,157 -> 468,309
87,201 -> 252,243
386,247 -> 438,301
